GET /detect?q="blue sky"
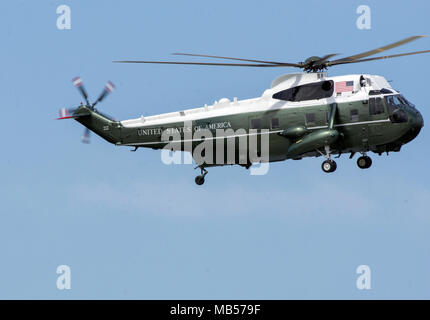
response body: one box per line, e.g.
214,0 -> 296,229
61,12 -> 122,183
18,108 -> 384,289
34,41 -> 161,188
0,0 -> 429,299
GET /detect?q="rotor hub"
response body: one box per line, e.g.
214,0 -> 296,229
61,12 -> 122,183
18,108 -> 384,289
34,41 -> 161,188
301,56 -> 328,73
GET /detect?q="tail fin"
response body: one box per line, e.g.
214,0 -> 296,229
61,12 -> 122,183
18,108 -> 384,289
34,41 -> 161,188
57,106 -> 122,145
74,106 -> 122,145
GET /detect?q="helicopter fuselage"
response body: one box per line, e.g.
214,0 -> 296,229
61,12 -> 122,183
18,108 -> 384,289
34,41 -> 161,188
75,72 -> 423,168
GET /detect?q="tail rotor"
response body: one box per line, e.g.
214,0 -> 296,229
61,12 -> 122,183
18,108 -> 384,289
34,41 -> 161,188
58,77 -> 116,144
92,81 -> 115,108
72,77 -> 90,106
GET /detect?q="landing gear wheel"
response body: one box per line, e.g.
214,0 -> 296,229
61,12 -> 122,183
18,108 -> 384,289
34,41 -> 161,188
195,175 -> 205,185
322,160 -> 337,173
194,167 -> 208,185
357,156 -> 372,169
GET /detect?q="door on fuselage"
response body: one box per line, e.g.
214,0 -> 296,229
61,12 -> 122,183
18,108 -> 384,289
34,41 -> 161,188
368,96 -> 388,145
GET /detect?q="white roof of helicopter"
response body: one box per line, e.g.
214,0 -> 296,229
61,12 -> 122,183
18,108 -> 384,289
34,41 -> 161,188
268,72 -> 392,91
270,72 -> 327,88
121,73 -> 396,128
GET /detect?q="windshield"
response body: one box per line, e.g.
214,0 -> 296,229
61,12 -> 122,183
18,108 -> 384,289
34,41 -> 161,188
384,95 -> 409,123
399,95 -> 415,108
384,94 -> 414,113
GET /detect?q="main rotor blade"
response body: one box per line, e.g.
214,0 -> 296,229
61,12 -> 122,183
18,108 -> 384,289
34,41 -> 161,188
330,35 -> 427,64
314,53 -> 339,64
328,49 -> 430,66
113,60 -> 300,67
72,77 -> 90,106
172,53 -> 301,67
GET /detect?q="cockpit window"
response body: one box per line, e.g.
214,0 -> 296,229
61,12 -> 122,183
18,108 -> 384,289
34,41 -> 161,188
384,95 -> 409,123
384,94 -> 414,111
273,80 -> 334,102
385,95 -> 397,113
398,95 -> 415,108
405,97 -> 415,108
396,95 -> 408,106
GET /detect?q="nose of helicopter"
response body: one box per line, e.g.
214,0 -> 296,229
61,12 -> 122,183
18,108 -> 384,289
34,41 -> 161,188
403,108 -> 424,143
411,108 -> 424,129
417,109 -> 424,128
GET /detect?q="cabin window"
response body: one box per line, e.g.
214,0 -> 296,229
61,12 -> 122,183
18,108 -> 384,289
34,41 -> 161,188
272,80 -> 334,102
305,113 -> 316,126
271,118 -> 280,129
251,118 -> 261,129
369,97 -> 385,115
350,109 -> 359,122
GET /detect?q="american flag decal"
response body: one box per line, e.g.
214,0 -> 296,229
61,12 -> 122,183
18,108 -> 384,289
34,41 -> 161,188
335,81 -> 354,93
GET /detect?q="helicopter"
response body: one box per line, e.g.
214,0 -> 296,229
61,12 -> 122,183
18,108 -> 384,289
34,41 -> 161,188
59,35 -> 427,185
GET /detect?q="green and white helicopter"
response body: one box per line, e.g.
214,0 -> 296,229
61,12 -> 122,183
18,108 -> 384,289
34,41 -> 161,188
59,36 -> 427,185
